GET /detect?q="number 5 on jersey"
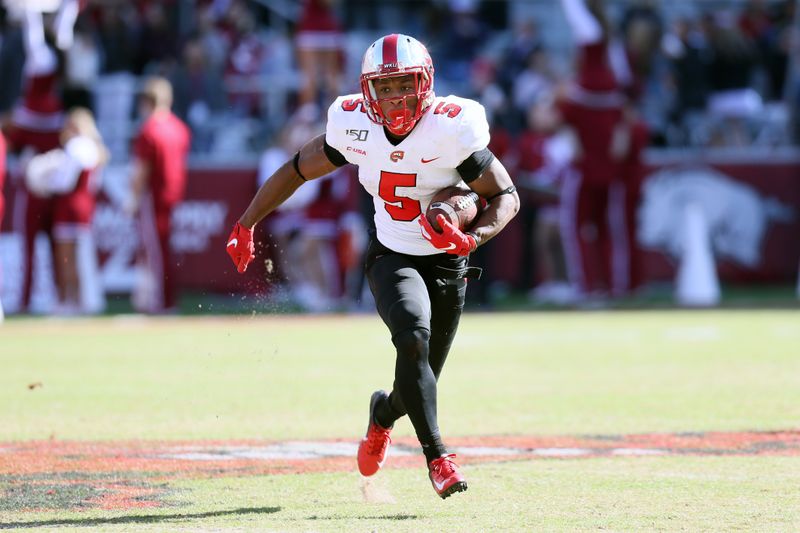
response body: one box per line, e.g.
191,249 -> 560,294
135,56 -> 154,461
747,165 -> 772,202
379,171 -> 421,221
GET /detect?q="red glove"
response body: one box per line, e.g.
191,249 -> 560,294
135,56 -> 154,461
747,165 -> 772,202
226,222 -> 255,273
419,214 -> 477,257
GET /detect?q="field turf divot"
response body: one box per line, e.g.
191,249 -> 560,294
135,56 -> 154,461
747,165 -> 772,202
1,430 -> 797,512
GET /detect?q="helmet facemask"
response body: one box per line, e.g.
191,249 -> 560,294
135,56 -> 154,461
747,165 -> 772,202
360,34 -> 435,137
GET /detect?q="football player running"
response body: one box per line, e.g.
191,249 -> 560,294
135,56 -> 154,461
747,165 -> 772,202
226,34 -> 519,498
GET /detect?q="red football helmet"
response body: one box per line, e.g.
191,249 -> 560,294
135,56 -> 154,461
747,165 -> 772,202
360,34 -> 435,136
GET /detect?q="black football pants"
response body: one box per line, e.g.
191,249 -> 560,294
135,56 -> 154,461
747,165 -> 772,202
364,235 -> 468,457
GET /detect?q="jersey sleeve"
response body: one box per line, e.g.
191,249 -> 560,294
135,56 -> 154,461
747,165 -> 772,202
451,98 -> 491,167
325,95 -> 364,165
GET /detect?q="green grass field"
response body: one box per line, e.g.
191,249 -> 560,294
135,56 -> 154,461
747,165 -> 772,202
1,310 -> 799,531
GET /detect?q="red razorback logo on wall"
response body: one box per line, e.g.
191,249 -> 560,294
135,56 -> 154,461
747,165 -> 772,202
390,150 -> 405,162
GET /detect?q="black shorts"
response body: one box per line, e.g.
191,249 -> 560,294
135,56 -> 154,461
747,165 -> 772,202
364,234 -> 475,339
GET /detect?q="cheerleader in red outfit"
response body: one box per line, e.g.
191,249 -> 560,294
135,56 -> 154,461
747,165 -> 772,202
558,0 -> 632,298
295,0 -> 344,106
24,108 -> 108,314
4,1 -> 79,312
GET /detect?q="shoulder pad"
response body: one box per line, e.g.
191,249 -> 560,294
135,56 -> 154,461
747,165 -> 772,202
430,96 -> 490,166
326,94 -> 369,164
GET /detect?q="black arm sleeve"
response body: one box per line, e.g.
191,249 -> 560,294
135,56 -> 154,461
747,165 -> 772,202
456,147 -> 495,183
324,140 -> 348,167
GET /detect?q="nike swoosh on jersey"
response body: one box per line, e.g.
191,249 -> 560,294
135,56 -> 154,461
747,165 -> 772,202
227,238 -> 238,248
421,157 -> 440,163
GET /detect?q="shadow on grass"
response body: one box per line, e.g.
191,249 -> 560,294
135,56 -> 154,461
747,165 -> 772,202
0,506 -> 281,529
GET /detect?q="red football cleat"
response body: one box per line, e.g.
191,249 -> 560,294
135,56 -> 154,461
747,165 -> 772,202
357,390 -> 392,476
428,454 -> 468,499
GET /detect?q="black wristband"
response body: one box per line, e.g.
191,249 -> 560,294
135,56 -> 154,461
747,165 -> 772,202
466,231 -> 480,248
292,152 -> 308,181
487,185 -> 517,203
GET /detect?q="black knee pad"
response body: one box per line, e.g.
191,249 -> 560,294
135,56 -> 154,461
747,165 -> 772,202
392,327 -> 431,361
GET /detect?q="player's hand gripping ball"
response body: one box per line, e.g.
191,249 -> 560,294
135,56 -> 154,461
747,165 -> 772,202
425,186 -> 481,232
419,186 -> 482,256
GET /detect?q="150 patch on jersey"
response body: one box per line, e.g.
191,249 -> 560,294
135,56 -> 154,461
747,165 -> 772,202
347,129 -> 369,141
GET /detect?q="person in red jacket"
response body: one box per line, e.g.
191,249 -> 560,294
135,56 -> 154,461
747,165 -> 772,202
127,77 -> 191,314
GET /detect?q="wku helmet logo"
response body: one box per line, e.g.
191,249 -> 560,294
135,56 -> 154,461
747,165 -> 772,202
390,150 -> 405,162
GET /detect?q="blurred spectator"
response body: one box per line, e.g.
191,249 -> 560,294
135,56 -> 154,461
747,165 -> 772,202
516,95 -> 577,304
558,0 -> 631,300
93,1 -> 140,159
301,166 -> 362,312
621,2 -> 662,72
465,102 -> 516,307
135,2 -> 179,74
95,1 -> 140,75
499,18 -> 544,93
763,0 -> 795,101
223,1 -> 267,117
127,77 -> 190,314
620,0 -> 662,101
739,0 -> 772,42
258,105 -> 323,306
663,16 -> 710,145
257,104 -> 365,312
437,1 -> 486,94
25,108 -> 108,314
512,46 -> 558,121
0,16 -> 24,113
738,0 -> 773,89
63,17 -> 100,112
0,129 -> 5,322
0,129 -> 5,223
4,6 -> 71,313
194,4 -> 229,72
468,58 -> 510,127
705,11 -> 762,146
5,8 -> 65,154
169,36 -> 227,151
295,0 -> 344,107
342,0 -> 379,31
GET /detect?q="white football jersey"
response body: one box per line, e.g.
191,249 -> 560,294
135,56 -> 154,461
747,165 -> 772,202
326,94 -> 490,255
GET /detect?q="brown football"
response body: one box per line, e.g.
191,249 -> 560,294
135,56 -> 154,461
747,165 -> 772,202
426,186 -> 482,232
